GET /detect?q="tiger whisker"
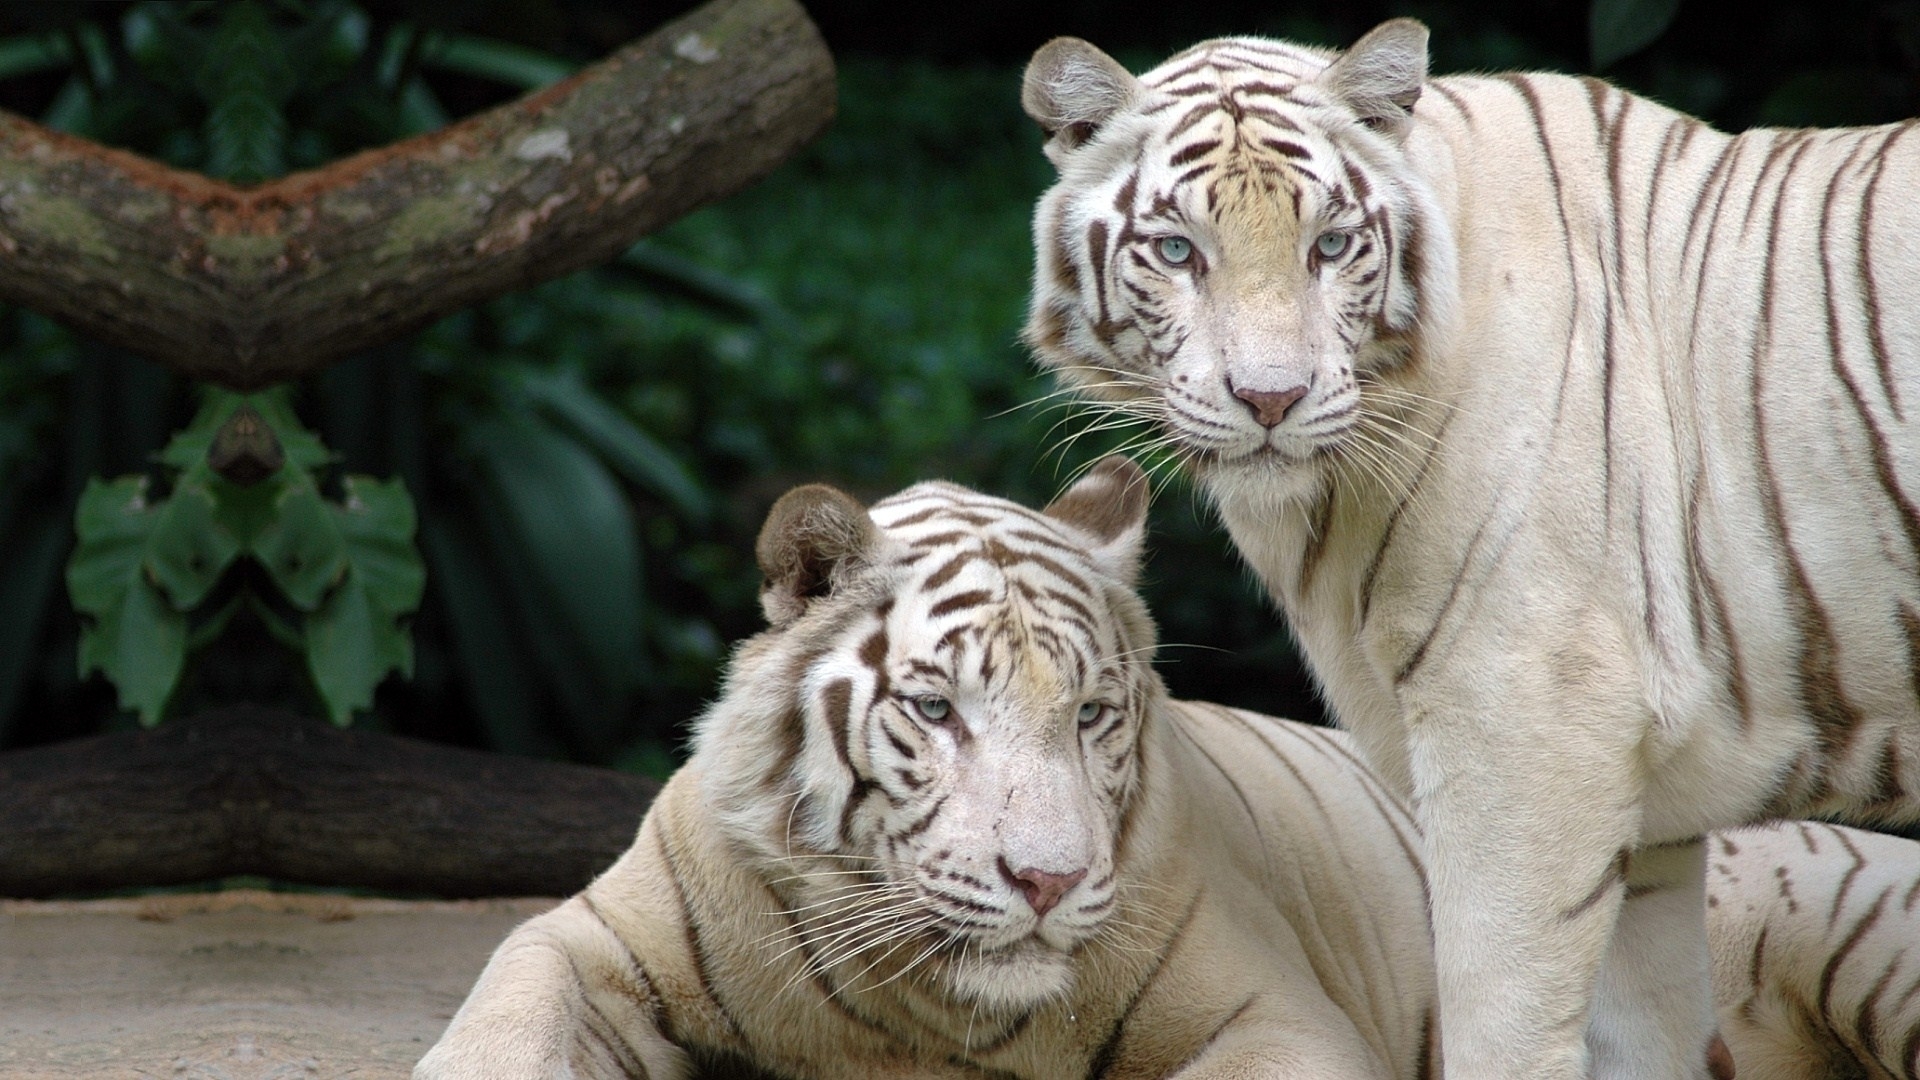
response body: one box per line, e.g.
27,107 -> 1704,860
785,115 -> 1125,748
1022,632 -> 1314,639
788,888 -> 924,943
803,910 -> 933,975
963,940 -> 983,1053
798,910 -> 946,986
756,891 -> 921,949
1048,424 -> 1180,481
997,374 -> 1165,420
775,908 -> 931,981
854,930 -> 950,992
778,885 -> 919,937
756,883 -> 903,931
1055,433 -> 1175,491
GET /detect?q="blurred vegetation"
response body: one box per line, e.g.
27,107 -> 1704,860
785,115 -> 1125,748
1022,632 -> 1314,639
0,0 -> 1911,773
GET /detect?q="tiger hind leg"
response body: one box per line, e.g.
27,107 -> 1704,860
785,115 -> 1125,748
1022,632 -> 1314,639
1707,822 -> 1920,1080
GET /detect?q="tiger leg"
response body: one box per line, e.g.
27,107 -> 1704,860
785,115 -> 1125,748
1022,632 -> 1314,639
1408,696 -> 1650,1080
1587,837 -> 1721,1080
416,898 -> 690,1080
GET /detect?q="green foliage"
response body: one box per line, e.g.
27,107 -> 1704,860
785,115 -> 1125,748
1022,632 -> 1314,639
1,1 -> 1912,763
1589,0 -> 1680,70
66,391 -> 424,726
66,475 -> 189,725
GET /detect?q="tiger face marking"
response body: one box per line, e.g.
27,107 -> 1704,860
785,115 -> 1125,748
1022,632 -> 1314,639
1024,22 -> 1451,501
1024,17 -> 1920,1080
721,456 -> 1155,1013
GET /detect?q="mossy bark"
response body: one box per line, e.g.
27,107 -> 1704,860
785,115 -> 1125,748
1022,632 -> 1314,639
0,0 -> 835,389
0,705 -> 660,897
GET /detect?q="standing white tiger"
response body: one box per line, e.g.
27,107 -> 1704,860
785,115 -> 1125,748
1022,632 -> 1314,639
1021,19 -> 1920,1080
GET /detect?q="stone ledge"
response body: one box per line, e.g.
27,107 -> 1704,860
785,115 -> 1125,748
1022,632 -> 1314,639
0,890 -> 554,1079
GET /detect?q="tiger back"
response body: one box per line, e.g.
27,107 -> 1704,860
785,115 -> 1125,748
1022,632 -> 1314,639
1020,21 -> 1920,1080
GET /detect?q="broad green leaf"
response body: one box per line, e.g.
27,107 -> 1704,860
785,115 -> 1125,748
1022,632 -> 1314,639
199,0 -> 292,183
419,517 -> 551,755
465,415 -> 644,697
67,476 -> 157,613
620,242 -> 791,329
245,394 -> 332,472
0,34 -> 70,81
304,475 -> 424,726
209,468 -> 290,549
395,76 -> 449,136
333,475 -> 426,617
144,478 -> 242,610
509,366 -> 711,521
1590,0 -> 1679,70
305,569 -> 410,726
77,572 -> 185,726
422,33 -> 575,90
66,476 -> 186,725
252,476 -> 347,611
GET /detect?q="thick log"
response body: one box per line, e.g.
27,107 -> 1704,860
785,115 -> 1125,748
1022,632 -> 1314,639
0,705 -> 660,898
0,0 -> 834,389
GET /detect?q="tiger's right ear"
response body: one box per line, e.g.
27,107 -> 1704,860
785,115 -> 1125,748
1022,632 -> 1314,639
1022,37 -> 1142,164
755,484 -> 878,626
1320,18 -> 1429,140
1043,455 -> 1150,586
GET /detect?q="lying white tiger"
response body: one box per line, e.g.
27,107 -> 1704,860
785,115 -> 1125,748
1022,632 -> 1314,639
417,459 -> 1920,1080
1020,19 -> 1920,1080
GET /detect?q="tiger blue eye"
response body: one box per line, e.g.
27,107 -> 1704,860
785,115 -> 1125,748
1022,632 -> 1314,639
1077,702 -> 1104,727
914,696 -> 951,723
1315,231 -> 1350,259
1156,236 -> 1193,265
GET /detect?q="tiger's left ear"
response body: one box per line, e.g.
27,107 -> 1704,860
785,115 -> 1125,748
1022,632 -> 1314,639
1043,456 -> 1150,587
756,484 -> 878,626
1023,37 -> 1143,165
1320,18 -> 1429,140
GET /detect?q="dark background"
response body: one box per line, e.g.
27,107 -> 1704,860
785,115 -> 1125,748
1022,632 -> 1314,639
0,0 -> 1911,771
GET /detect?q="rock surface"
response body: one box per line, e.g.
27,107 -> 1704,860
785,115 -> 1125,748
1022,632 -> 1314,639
0,890 -> 553,1079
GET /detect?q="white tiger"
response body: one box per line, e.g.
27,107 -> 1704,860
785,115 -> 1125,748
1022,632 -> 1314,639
416,458 -> 1920,1079
1020,19 -> 1920,1080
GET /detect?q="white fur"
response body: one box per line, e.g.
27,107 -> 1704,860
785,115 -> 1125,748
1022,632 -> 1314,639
418,471 -> 1920,1080
1023,21 -> 1920,1080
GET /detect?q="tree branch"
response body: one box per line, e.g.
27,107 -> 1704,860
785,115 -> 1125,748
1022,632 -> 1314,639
0,706 -> 660,897
0,0 -> 835,389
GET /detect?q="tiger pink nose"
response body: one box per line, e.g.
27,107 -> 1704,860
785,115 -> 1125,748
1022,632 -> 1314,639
999,859 -> 1087,917
1233,384 -> 1308,427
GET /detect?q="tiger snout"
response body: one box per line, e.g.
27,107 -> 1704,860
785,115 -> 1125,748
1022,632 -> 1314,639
998,858 -> 1088,917
1230,381 -> 1310,427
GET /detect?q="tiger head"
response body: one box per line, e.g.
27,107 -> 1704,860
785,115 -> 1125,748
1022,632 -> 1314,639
694,457 -> 1159,1012
1021,20 -> 1458,500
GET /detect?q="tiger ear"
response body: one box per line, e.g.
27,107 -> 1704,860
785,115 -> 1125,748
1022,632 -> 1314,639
1022,37 -> 1143,164
1320,18 -> 1429,139
1043,456 -> 1150,586
755,484 -> 878,626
